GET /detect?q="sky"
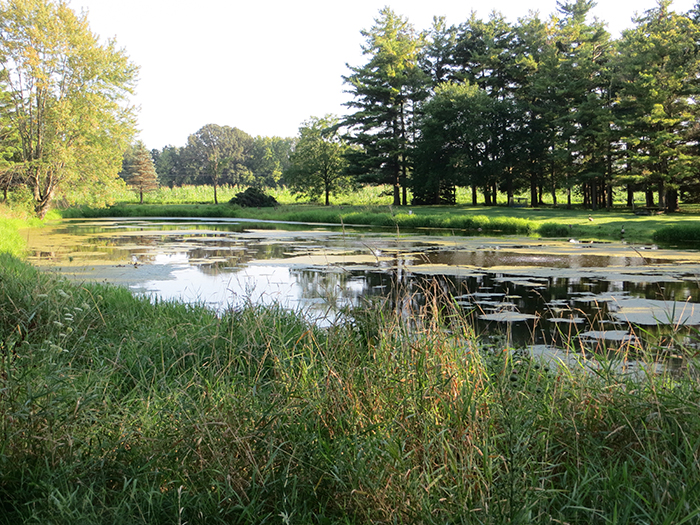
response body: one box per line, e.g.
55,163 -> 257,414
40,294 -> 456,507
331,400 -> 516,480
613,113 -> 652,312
73,0 -> 697,150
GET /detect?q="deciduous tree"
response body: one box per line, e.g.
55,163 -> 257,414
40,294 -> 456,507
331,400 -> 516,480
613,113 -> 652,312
284,115 -> 350,206
0,0 -> 138,217
184,124 -> 252,203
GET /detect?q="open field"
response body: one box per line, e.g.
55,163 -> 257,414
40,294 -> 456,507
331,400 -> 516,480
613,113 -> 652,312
1,253 -> 699,523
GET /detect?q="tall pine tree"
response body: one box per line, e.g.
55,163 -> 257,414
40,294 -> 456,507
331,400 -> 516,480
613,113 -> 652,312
343,8 -> 428,206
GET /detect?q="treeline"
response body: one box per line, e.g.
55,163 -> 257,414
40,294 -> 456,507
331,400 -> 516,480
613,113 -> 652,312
125,124 -> 295,204
339,0 -> 700,210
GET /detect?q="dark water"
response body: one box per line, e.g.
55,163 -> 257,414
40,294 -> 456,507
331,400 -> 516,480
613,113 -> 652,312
25,217 -> 700,351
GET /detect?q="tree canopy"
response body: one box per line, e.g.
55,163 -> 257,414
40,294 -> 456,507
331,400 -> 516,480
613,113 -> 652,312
284,115 -> 351,205
0,0 -> 138,217
343,7 -> 428,206
182,124 -> 253,204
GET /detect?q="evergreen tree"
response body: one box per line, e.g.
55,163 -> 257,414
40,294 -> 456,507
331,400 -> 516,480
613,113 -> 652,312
343,7 -> 428,206
615,0 -> 700,211
125,142 -> 159,204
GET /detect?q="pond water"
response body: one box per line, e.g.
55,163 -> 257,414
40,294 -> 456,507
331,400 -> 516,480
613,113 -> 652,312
24,217 -> 700,353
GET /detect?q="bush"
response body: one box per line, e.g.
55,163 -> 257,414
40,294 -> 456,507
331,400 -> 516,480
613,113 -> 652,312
228,187 -> 278,208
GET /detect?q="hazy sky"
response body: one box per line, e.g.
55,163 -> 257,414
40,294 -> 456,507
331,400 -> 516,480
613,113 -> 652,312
73,0 -> 697,150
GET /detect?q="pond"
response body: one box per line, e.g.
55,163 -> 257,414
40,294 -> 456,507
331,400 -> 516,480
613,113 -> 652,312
24,217 -> 700,354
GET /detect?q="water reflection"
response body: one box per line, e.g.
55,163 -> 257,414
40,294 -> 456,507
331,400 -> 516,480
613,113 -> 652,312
24,217 -> 700,351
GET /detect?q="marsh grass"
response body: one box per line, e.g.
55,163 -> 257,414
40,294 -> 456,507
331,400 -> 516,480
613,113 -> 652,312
1,255 -> 699,523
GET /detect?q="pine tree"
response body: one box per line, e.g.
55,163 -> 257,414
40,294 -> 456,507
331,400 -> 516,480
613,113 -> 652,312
126,142 -> 159,204
343,8 -> 428,206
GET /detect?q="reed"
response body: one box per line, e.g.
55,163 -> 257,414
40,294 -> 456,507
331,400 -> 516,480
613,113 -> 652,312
1,255 -> 698,524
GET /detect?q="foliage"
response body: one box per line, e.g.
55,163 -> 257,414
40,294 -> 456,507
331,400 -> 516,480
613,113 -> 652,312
343,7 -> 428,206
0,0 -> 138,218
248,135 -> 295,188
122,142 -> 159,204
1,254 -> 699,523
284,115 -> 351,205
614,1 -> 700,212
228,186 -> 278,208
183,124 -> 253,204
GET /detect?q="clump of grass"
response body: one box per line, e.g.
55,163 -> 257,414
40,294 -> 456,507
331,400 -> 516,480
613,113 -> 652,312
653,223 -> 700,244
537,221 -> 573,237
2,255 -> 699,523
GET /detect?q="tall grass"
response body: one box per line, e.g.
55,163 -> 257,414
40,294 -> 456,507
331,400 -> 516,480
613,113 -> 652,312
0,204 -> 59,256
1,255 -> 698,523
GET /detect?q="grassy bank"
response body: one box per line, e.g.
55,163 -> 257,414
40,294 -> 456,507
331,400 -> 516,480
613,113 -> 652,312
1,254 -> 699,523
0,205 -> 60,257
60,199 -> 700,244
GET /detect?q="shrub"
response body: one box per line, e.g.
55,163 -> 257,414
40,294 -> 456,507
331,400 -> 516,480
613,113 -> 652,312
228,187 -> 278,208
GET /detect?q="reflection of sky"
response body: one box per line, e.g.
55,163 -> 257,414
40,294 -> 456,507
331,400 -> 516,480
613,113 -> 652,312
133,265 -> 301,312
27,218 -> 700,340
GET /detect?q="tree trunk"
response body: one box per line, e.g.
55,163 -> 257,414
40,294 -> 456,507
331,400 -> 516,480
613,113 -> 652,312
645,189 -> 655,208
325,187 -> 330,206
472,185 -> 478,205
530,174 -> 538,208
393,182 -> 401,206
657,182 -> 666,211
627,185 -> 634,207
484,186 -> 491,206
591,180 -> 598,211
666,188 -> 678,212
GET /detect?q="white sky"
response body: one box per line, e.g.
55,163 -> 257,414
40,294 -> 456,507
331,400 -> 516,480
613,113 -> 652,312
73,0 -> 697,150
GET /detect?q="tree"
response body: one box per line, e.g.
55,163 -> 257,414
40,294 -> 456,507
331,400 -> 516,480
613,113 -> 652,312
0,0 -> 138,218
413,81 -> 524,205
183,124 -> 253,204
124,142 -> 158,203
343,7 -> 428,206
248,135 -> 294,188
154,145 -> 191,187
284,115 -> 350,206
614,0 -> 700,212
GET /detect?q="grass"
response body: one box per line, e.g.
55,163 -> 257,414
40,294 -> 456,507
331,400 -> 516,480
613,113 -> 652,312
60,197 -> 700,244
1,254 -> 699,524
0,204 -> 61,257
